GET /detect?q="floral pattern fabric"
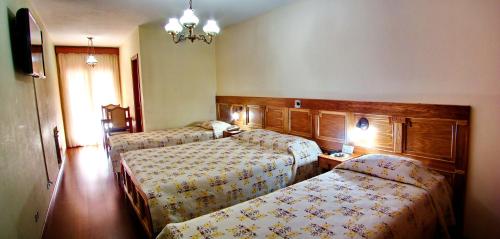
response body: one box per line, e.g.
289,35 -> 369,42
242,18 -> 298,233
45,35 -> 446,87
109,126 -> 215,173
158,161 -> 453,239
123,131 -> 321,234
336,154 -> 455,235
233,129 -> 322,168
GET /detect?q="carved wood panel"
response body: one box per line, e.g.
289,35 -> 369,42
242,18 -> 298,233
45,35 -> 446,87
265,106 -> 288,133
246,105 -> 265,129
288,109 -> 312,138
216,103 -> 231,123
352,113 -> 394,152
404,118 -> 456,162
314,111 -> 346,150
391,116 -> 407,153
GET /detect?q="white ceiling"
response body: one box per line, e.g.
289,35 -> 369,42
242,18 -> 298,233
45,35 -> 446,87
31,0 -> 296,47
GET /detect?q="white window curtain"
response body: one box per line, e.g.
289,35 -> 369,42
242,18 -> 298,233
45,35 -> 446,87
58,53 -> 121,147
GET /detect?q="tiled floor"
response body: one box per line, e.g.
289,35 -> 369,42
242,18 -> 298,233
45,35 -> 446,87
42,146 -> 147,239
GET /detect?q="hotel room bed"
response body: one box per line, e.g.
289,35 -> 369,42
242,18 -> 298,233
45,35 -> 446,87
158,154 -> 455,239
121,129 -> 322,236
109,121 -> 232,173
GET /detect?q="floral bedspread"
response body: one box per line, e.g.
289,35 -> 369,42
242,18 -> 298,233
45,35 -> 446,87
109,126 -> 214,173
123,131 -> 321,234
159,168 -> 453,239
233,129 -> 321,168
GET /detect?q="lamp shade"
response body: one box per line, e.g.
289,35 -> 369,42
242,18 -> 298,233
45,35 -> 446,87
86,55 -> 98,66
180,9 -> 199,27
356,117 -> 370,130
164,18 -> 183,34
203,20 -> 220,36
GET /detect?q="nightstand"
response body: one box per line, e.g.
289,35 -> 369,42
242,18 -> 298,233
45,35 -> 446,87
223,130 -> 243,138
318,153 -> 363,170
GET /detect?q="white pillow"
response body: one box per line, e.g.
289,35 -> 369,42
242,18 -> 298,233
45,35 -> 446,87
197,120 -> 231,130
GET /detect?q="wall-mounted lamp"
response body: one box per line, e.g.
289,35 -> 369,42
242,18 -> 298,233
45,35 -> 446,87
356,117 -> 369,130
231,106 -> 244,122
231,112 -> 240,121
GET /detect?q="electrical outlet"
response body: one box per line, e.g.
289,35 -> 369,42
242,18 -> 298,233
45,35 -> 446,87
294,99 -> 301,108
34,210 -> 39,223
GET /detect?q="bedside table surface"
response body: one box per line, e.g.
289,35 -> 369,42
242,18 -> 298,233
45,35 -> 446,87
318,153 -> 363,170
319,152 -> 363,162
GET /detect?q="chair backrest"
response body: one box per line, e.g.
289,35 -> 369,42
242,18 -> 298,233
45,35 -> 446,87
102,104 -> 120,119
105,106 -> 131,130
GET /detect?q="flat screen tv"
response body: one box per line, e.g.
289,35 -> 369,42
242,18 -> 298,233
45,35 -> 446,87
15,8 -> 45,78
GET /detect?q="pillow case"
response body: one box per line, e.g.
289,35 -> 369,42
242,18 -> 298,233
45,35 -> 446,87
196,120 -> 232,138
233,129 -> 322,167
197,120 -> 230,130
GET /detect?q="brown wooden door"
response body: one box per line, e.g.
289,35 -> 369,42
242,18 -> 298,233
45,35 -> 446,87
131,54 -> 143,132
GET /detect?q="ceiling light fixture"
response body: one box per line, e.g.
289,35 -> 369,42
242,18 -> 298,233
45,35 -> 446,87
164,0 -> 220,44
86,37 -> 98,67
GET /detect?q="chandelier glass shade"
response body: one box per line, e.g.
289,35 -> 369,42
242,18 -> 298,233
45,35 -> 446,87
86,37 -> 98,67
164,0 -> 220,44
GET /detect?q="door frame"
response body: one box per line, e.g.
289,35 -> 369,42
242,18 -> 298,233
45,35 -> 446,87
131,54 -> 143,132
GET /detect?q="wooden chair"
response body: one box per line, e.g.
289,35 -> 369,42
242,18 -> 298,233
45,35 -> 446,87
101,105 -> 133,153
101,104 -> 120,147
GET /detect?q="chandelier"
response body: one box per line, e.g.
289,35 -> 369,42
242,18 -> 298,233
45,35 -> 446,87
86,37 -> 98,67
164,0 -> 220,44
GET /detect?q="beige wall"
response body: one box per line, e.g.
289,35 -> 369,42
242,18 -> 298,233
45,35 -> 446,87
138,21 -> 217,131
216,0 -> 500,237
119,28 -> 140,124
0,0 -> 65,238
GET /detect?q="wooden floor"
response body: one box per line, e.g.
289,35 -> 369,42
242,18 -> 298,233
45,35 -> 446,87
42,146 -> 147,239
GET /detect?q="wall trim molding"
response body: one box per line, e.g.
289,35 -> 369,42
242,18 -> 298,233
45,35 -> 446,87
216,96 -> 470,120
55,46 -> 119,55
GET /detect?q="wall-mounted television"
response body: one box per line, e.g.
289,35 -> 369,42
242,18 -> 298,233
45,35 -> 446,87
14,8 -> 46,78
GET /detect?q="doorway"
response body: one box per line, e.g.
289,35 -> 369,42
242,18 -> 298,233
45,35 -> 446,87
131,54 -> 143,132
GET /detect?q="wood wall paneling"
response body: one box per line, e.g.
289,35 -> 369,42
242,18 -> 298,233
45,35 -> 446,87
314,111 -> 347,150
216,96 -> 470,120
352,113 -> 394,152
216,103 -> 231,123
404,118 -> 456,162
454,122 -> 469,172
390,116 -> 407,153
265,106 -> 288,133
230,104 -> 246,127
288,108 -> 313,138
246,105 -> 265,129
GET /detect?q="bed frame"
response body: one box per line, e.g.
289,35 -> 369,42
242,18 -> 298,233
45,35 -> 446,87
121,96 -> 470,238
121,160 -> 154,238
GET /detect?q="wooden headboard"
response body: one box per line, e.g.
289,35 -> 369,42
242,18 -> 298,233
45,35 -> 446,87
216,95 -> 470,230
